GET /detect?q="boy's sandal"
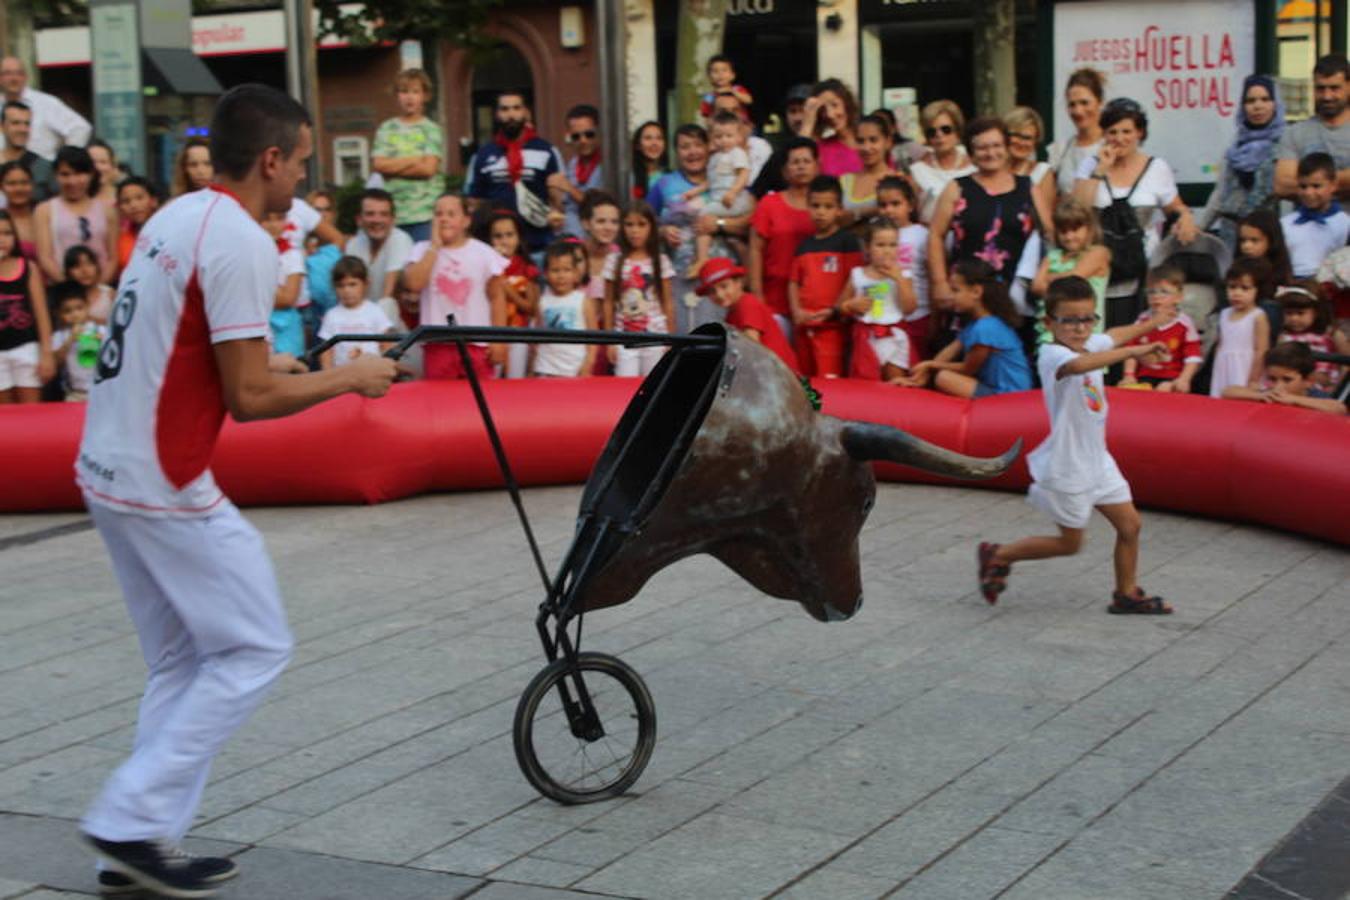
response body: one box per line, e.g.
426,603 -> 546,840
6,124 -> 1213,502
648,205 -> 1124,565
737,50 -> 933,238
977,542 -> 1011,605
1107,587 -> 1173,615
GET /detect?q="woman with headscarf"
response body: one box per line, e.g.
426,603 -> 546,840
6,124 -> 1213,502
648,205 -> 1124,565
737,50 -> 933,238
1198,75 -> 1285,253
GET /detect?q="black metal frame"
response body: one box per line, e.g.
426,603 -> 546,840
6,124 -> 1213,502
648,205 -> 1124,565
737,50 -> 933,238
305,321 -> 725,675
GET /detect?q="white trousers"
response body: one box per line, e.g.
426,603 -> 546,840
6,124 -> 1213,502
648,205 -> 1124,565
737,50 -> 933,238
82,501 -> 293,843
614,344 -> 666,377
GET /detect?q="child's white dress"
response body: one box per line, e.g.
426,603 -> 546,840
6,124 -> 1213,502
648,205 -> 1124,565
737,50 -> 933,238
1208,307 -> 1264,398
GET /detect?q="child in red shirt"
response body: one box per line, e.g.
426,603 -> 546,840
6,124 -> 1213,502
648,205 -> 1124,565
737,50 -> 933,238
1120,264 -> 1202,392
788,175 -> 863,377
697,257 -> 798,373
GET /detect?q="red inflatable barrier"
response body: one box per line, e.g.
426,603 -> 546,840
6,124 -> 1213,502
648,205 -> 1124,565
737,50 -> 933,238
2,379 -> 1347,546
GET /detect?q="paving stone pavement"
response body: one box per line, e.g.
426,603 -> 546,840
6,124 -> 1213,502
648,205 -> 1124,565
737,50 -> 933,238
0,484 -> 1347,900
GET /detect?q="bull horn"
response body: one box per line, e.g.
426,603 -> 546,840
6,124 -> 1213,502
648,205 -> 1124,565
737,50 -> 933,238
840,422 -> 1022,481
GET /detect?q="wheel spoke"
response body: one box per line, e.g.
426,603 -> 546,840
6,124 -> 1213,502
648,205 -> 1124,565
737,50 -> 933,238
514,654 -> 656,804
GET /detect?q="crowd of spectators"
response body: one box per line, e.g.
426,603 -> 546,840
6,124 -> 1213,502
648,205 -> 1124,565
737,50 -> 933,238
0,50 -> 1346,414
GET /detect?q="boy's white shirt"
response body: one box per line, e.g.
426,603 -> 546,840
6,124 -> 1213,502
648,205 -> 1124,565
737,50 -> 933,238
1027,333 -> 1125,494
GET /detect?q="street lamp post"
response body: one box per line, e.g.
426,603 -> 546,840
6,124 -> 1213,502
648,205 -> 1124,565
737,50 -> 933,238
596,0 -> 629,201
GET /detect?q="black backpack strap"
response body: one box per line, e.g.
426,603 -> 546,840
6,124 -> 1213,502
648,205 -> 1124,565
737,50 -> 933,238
1122,156 -> 1154,202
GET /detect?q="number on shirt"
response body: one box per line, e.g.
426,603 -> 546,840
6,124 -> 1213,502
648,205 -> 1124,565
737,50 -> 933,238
96,282 -> 137,383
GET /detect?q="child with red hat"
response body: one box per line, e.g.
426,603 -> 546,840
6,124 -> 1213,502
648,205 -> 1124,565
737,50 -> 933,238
697,258 -> 799,373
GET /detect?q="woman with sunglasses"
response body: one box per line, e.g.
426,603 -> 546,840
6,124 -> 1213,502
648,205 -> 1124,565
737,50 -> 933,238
0,161 -> 39,262
1073,98 -> 1197,329
801,78 -> 863,177
34,145 -> 117,284
1047,68 -> 1106,199
1004,106 -> 1056,220
910,99 -> 975,224
1197,75 -> 1285,253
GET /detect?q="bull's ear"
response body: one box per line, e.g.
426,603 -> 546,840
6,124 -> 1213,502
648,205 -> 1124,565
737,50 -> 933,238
840,422 -> 1021,481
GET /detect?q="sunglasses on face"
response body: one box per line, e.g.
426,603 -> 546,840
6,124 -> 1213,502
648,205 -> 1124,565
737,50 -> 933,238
567,130 -> 597,143
1052,314 -> 1100,326
924,124 -> 955,139
1008,131 -> 1036,142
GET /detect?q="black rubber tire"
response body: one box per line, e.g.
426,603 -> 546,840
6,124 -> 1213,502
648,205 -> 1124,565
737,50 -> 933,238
513,652 -> 657,804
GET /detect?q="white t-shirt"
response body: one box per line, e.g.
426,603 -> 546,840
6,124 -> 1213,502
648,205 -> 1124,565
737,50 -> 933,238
1026,334 -> 1123,494
77,186 -> 277,517
51,323 -> 107,393
748,135 -> 774,182
534,288 -> 588,376
407,237 -> 507,333
0,87 -> 92,160
1047,138 -> 1101,197
897,223 -> 930,320
910,154 -> 976,224
708,147 -> 751,196
318,300 -> 394,366
1074,155 -> 1179,263
348,228 -> 414,301
1280,209 -> 1350,278
849,267 -> 903,325
284,197 -> 321,248
276,245 -> 304,285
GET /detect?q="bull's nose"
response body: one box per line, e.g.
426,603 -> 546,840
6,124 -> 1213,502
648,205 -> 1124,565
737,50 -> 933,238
823,593 -> 863,622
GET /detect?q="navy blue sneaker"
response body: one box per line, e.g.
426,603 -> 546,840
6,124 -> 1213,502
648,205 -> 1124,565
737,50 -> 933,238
84,834 -> 237,898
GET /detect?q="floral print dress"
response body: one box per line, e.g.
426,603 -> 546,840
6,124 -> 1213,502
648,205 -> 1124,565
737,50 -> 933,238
949,174 -> 1035,284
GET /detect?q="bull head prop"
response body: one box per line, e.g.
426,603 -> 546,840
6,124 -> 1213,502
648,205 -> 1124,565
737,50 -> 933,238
569,325 -> 1021,623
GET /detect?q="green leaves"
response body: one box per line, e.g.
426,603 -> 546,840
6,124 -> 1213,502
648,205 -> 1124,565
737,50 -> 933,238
313,0 -> 500,51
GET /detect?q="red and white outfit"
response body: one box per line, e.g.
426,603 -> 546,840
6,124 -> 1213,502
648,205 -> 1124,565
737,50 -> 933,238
1128,311 -> 1202,382
77,186 -> 294,845
602,251 -> 672,377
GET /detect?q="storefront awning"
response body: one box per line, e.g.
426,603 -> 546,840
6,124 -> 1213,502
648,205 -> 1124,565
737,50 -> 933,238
141,46 -> 221,94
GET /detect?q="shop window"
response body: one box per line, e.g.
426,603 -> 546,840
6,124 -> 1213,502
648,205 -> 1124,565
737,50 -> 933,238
1277,0 -> 1335,120
470,43 -> 535,147
333,136 -> 369,185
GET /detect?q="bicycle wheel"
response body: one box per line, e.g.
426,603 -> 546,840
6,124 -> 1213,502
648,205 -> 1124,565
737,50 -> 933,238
513,652 -> 657,804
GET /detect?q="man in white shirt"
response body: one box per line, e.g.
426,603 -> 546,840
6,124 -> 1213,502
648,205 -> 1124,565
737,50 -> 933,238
346,187 -> 413,300
0,56 -> 91,160
77,83 -> 395,898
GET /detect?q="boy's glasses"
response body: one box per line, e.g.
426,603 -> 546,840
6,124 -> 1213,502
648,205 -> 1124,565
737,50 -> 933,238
1051,314 -> 1100,326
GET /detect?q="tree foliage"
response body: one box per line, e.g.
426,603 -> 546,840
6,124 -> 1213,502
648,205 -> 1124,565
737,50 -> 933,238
314,0 -> 500,52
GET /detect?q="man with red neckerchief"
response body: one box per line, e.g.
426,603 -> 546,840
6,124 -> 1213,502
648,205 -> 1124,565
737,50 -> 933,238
465,90 -> 564,255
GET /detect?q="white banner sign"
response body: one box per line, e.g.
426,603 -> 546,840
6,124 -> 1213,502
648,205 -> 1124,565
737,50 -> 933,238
1053,0 -> 1257,184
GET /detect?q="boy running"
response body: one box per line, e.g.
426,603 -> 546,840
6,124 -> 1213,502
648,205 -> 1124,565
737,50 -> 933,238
977,275 -> 1174,615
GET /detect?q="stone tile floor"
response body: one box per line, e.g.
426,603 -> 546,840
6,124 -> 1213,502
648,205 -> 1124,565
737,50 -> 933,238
0,484 -> 1346,899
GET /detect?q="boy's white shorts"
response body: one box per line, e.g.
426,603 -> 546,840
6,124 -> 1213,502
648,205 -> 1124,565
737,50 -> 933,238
1028,475 -> 1132,529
